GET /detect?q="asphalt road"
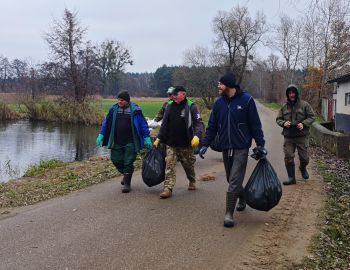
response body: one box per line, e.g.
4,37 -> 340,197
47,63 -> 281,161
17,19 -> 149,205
0,102 -> 288,270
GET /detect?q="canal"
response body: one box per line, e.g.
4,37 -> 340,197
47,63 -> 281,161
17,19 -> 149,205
0,120 -> 108,182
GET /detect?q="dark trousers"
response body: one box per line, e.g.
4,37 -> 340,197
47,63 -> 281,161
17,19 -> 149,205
111,143 -> 137,174
283,136 -> 309,166
222,148 -> 249,195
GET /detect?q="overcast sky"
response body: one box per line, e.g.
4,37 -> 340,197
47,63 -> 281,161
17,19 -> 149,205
0,0 -> 307,73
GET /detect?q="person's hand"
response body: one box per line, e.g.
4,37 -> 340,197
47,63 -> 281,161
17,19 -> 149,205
191,136 -> 200,148
144,137 -> 152,149
153,138 -> 160,148
251,146 -> 268,160
284,121 -> 291,128
96,134 -> 104,147
297,122 -> 304,130
199,146 -> 208,159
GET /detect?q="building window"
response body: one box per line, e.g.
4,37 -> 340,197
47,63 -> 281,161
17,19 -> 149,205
346,93 -> 350,106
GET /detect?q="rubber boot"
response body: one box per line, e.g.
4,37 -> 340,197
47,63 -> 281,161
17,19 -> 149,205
224,192 -> 237,228
236,190 -> 246,211
122,173 -> 132,193
283,164 -> 296,185
299,163 -> 309,180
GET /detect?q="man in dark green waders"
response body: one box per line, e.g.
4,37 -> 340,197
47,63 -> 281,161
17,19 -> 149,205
96,91 -> 152,193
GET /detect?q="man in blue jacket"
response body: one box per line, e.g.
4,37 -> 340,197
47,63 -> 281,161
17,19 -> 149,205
199,73 -> 267,228
96,91 -> 152,193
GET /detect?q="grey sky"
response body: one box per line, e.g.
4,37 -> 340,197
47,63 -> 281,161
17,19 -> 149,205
0,0 -> 306,73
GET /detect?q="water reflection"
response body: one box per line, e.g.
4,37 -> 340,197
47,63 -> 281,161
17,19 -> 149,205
0,120 -> 109,182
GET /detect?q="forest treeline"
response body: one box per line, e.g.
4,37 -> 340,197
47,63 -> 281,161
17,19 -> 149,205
1,0 -> 350,112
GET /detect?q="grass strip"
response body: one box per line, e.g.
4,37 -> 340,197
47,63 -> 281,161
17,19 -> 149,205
303,144 -> 350,269
0,155 -> 143,208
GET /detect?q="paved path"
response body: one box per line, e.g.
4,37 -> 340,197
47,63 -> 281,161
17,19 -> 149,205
0,102 -> 324,270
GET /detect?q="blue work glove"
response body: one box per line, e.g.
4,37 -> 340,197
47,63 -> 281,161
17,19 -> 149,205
199,146 -> 208,159
251,146 -> 268,160
144,137 -> 152,149
96,134 -> 104,147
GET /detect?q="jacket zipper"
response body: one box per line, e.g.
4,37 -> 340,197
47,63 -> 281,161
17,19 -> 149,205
227,100 -> 232,153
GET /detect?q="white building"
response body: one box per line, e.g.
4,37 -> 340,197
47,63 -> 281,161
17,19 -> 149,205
328,73 -> 350,134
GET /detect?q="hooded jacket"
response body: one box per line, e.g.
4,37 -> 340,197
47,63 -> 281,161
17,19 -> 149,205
202,90 -> 265,150
99,101 -> 150,151
276,84 -> 315,137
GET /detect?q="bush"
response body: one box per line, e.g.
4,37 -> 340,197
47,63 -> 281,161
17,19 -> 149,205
22,97 -> 105,125
0,100 -> 19,120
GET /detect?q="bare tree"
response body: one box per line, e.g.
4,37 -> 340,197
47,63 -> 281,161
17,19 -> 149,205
326,3 -> 350,79
302,0 -> 350,102
266,54 -> 285,103
273,14 -> 302,84
79,41 -> 99,97
181,46 -> 220,109
44,8 -> 87,101
96,40 -> 133,95
0,56 -> 12,92
212,5 -> 267,84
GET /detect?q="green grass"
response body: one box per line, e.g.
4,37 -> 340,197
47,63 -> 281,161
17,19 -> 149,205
303,156 -> 350,269
24,159 -> 64,177
258,99 -> 282,111
0,155 -> 146,208
99,99 -> 164,119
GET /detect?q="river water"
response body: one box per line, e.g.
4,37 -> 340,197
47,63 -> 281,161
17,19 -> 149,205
0,120 -> 109,182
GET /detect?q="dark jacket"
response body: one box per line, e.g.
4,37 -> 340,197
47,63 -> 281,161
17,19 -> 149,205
202,91 -> 265,150
157,99 -> 204,147
276,84 -> 315,137
99,102 -> 150,151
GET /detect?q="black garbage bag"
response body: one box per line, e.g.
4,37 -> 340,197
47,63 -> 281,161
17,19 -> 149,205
142,148 -> 166,187
210,133 -> 222,152
244,159 -> 282,211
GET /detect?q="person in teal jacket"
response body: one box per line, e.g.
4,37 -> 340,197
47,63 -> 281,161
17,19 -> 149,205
96,91 -> 152,193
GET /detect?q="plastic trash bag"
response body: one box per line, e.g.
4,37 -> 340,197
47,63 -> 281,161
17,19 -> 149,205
142,148 -> 166,187
244,159 -> 282,211
210,133 -> 222,152
146,118 -> 161,128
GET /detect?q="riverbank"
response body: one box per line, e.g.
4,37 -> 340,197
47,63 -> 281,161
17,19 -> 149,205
0,155 -> 143,209
1,94 -> 166,125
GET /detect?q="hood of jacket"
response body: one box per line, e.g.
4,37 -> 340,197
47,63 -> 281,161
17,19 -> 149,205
286,84 -> 300,103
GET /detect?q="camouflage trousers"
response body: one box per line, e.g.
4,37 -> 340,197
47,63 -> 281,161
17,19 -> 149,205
163,146 -> 196,191
283,136 -> 309,166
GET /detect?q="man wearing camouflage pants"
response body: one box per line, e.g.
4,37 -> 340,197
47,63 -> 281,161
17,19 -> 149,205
153,86 -> 204,199
276,84 -> 315,185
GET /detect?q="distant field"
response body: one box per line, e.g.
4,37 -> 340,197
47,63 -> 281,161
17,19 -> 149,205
99,98 -> 167,119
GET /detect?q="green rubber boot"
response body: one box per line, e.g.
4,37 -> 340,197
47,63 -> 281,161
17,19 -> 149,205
283,164 -> 296,185
224,192 -> 238,228
122,173 -> 132,193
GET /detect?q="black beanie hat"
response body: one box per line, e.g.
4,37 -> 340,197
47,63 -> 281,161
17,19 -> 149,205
173,85 -> 186,93
117,91 -> 130,102
219,73 -> 237,88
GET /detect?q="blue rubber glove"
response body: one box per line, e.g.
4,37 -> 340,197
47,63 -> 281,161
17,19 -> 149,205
199,146 -> 208,159
144,137 -> 152,149
96,134 -> 104,147
251,146 -> 268,160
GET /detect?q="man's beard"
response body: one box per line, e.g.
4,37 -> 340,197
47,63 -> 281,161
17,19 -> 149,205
220,87 -> 229,96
